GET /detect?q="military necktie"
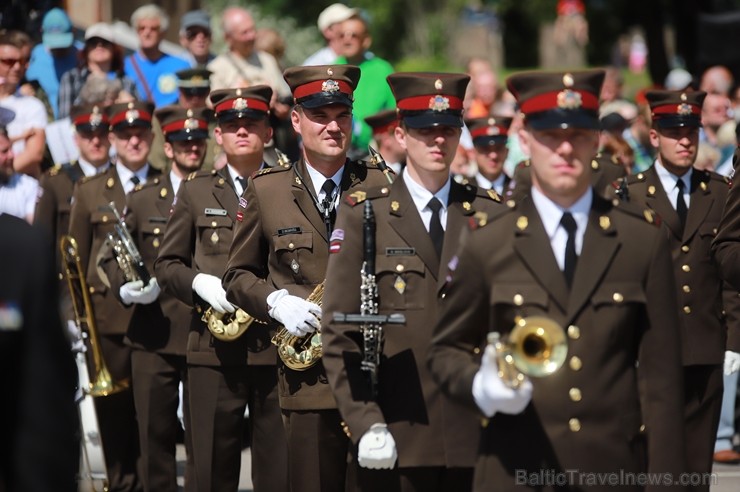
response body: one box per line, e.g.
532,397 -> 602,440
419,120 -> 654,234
560,212 -> 578,288
320,179 -> 337,231
235,176 -> 247,195
427,197 -> 444,259
676,178 -> 687,230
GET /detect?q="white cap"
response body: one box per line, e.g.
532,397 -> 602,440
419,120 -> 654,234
317,3 -> 359,32
664,68 -> 693,91
85,22 -> 116,44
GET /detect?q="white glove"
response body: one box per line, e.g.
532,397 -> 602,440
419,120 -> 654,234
724,350 -> 740,375
66,320 -> 86,353
119,278 -> 160,305
267,289 -> 321,337
192,273 -> 235,314
357,423 -> 397,470
472,343 -> 533,417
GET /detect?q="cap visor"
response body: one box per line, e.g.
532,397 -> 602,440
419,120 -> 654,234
216,110 -> 268,122
473,135 -> 508,147
298,93 -> 353,109
167,129 -> 209,141
655,116 -> 702,129
75,123 -> 108,133
402,112 -> 463,129
43,32 -> 74,49
526,110 -> 600,130
112,121 -> 152,131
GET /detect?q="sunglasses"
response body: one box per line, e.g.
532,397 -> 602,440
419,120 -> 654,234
86,37 -> 113,48
181,87 -> 210,97
185,28 -> 211,40
0,57 -> 28,67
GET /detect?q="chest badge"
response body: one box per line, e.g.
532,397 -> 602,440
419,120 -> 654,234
210,231 -> 219,244
394,275 -> 406,294
290,259 -> 300,273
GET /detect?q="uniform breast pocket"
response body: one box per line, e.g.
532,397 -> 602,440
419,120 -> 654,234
196,216 -> 233,256
274,231 -> 313,283
591,282 -> 646,332
376,255 -> 426,310
90,210 -> 116,238
139,222 -> 165,263
490,283 -> 549,324
698,223 -> 719,239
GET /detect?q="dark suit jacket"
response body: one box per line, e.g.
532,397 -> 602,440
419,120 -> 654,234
101,173 -> 191,355
155,168 -> 271,367
223,158 -> 390,410
428,193 -> 685,491
68,164 -> 160,335
620,166 -> 740,362
322,177 -> 502,468
0,215 -> 78,492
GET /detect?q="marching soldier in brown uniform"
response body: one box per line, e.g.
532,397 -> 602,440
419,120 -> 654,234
428,70 -> 686,491
154,86 -> 287,492
69,101 -> 160,492
467,115 -> 513,196
614,90 -> 740,488
322,72 -> 502,492
100,106 -> 213,491
222,65 -> 390,492
35,104 -> 113,263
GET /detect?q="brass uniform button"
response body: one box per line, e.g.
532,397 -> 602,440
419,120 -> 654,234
288,242 -> 295,249
569,418 -> 581,432
612,292 -> 623,303
153,227 -> 161,235
682,285 -> 690,293
153,238 -> 160,248
639,424 -> 646,433
211,221 -> 217,228
395,264 -> 404,272
569,356 -> 582,371
473,347 -> 481,355
683,306 -> 691,314
681,265 -> 690,273
89,286 -> 95,294
569,388 -> 582,402
513,294 -> 524,306
567,325 -> 580,340
681,245 -> 689,253
102,215 -> 109,223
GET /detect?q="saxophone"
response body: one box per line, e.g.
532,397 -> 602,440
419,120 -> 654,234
271,282 -> 325,370
201,305 -> 261,342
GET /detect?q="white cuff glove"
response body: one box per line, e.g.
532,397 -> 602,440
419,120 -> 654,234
357,423 -> 397,470
267,289 -> 321,337
472,343 -> 533,417
192,273 -> 235,314
724,350 -> 740,376
66,320 -> 86,353
119,278 -> 160,305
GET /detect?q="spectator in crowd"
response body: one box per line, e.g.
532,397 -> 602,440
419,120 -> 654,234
58,23 -> 139,120
179,9 -> 215,68
0,32 -> 46,178
77,74 -> 134,107
25,7 -> 80,118
303,3 -> 358,66
465,57 -> 499,119
124,4 -> 190,108
0,120 -> 38,223
334,13 -> 395,157
8,30 -> 54,119
622,99 -> 654,173
599,66 -> 625,103
256,27 -> 286,67
700,65 -> 734,97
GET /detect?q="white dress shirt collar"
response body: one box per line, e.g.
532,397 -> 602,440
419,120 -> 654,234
655,160 -> 692,209
116,163 -> 150,194
78,158 -> 109,177
403,167 -> 452,231
305,160 -> 344,202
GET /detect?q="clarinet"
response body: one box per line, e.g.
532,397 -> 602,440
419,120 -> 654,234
360,200 -> 382,395
614,177 -> 630,202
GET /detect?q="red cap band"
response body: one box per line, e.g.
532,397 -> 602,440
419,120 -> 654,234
293,80 -> 353,100
651,104 -> 701,117
371,121 -> 398,136
73,113 -> 109,127
397,95 -> 464,111
162,119 -> 209,134
214,98 -> 269,114
110,110 -> 153,127
519,90 -> 599,114
470,126 -> 508,139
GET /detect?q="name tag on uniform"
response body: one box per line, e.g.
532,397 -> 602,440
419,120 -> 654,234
205,208 -> 227,216
386,247 -> 415,256
148,216 -> 167,223
278,227 -> 302,236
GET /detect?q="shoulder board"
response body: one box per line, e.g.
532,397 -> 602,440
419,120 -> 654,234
48,164 -> 62,177
626,172 -> 646,184
131,177 -> 158,194
344,185 -> 391,207
478,187 -> 502,202
611,199 -> 661,227
187,169 -> 214,181
253,164 -> 290,179
707,171 -> 730,185
81,171 -> 108,184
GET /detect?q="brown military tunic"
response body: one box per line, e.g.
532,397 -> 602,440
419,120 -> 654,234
154,167 -> 287,492
68,163 -> 160,492
618,165 -> 740,484
322,178 -> 502,477
223,158 -> 391,409
428,193 -> 686,492
100,172 -> 192,492
713,171 -> 740,305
